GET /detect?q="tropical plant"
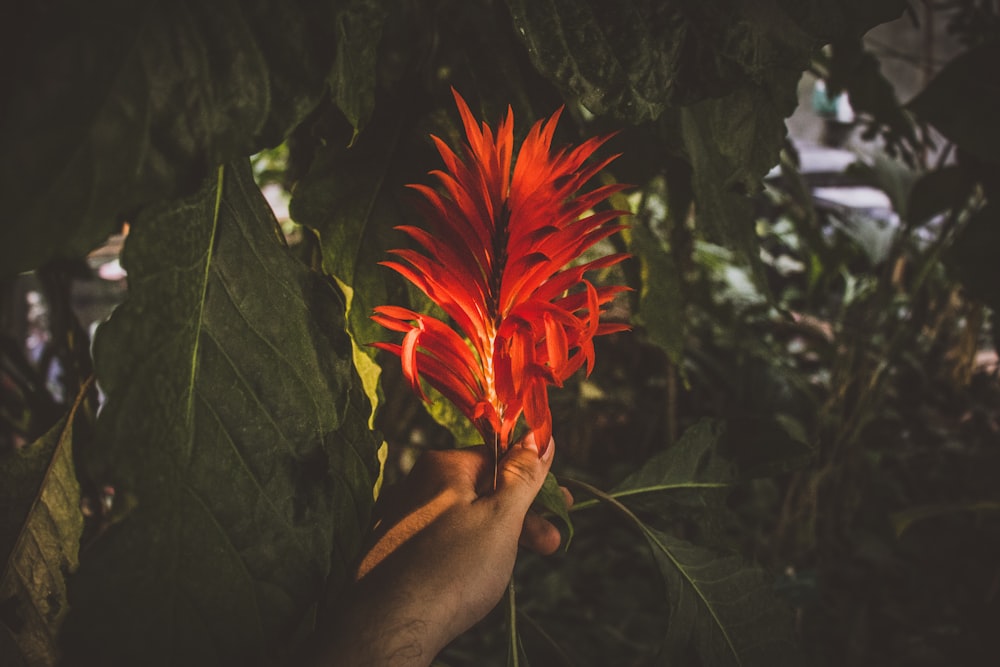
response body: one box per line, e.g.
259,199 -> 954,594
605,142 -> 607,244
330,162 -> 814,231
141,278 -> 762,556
3,1 -> 998,666
373,89 -> 629,463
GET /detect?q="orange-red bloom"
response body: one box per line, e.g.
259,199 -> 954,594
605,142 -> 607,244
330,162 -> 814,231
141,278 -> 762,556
372,89 -> 629,457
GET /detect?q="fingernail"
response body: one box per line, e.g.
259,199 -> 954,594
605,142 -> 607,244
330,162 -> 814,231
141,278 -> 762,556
540,437 -> 554,462
522,431 -> 539,454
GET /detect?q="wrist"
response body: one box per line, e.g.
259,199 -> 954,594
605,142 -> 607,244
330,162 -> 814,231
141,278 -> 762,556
317,576 -> 455,667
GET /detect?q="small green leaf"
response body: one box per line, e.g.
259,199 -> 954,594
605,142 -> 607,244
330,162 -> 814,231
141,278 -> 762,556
329,0 -> 388,140
0,384 -> 86,667
533,473 -> 574,548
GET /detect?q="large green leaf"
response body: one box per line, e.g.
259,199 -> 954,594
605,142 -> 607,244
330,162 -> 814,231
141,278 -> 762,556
61,162 -> 380,666
505,0 -> 904,280
505,0 -> 904,124
563,418 -> 809,664
576,482 -> 801,667
0,393 -> 85,667
0,0 -> 359,277
506,0 -> 809,123
289,105 -> 409,359
643,529 -> 800,666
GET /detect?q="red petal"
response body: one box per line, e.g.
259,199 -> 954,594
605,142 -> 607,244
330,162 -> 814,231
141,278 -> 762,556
544,312 -> 569,377
523,375 -> 551,441
400,326 -> 427,401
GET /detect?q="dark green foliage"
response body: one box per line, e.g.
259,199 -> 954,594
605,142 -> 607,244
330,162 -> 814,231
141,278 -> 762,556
3,0 -> 999,665
60,162 -> 380,666
1,406 -> 84,666
0,0 -> 366,277
908,40 -> 1000,163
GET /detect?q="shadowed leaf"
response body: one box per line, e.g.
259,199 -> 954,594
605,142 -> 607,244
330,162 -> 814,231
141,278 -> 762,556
1,0 -> 358,277
329,0 -> 389,141
612,418 -> 812,498
945,203 -> 1000,311
61,162 -> 380,666
575,481 -> 801,667
643,529 -> 801,666
908,40 -> 1000,163
290,105 -> 408,361
534,472 -> 574,547
0,387 -> 86,667
632,222 -> 685,365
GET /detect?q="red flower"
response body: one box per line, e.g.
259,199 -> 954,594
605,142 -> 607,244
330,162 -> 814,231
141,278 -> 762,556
372,89 -> 629,457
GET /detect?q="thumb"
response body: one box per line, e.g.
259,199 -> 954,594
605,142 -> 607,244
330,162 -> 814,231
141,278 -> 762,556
494,431 -> 554,517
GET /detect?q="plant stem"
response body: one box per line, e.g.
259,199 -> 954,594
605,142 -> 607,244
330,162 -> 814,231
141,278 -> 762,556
506,576 -> 519,667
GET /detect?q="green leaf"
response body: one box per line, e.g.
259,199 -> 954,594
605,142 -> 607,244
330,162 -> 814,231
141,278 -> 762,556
505,0 -> 865,123
424,387 -> 484,447
612,418 -> 812,499
290,102 -> 434,439
908,40 -> 1000,163
0,391 -> 85,667
1,0 -> 342,277
62,162 -> 380,666
680,83 -> 793,278
533,473 -> 574,548
289,104 -> 407,363
643,529 -> 800,666
505,0 -> 903,285
329,0 -> 389,141
574,481 -> 801,667
506,0 -> 681,122
631,221 -> 685,365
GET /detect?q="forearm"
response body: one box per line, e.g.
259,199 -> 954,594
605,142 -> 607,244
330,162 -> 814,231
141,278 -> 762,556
322,614 -> 434,667
314,570 -> 455,667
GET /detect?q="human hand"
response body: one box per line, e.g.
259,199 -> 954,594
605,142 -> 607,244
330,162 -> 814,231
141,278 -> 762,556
313,432 -> 570,667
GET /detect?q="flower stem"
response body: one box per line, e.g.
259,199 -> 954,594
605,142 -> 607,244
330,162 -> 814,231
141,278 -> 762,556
506,576 -> 519,667
492,431 -> 500,492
